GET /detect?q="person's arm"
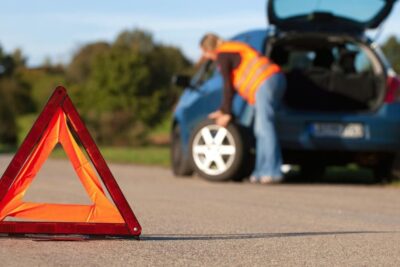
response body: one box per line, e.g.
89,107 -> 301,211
217,52 -> 240,115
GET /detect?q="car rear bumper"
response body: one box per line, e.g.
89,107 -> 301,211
277,103 -> 400,152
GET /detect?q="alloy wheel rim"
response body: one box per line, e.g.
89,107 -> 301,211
192,124 -> 236,176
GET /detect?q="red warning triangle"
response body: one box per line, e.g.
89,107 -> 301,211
0,87 -> 141,237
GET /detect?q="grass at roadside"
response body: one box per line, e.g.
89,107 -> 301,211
16,114 -> 171,167
51,146 -> 170,167
391,180 -> 400,187
0,145 -> 16,154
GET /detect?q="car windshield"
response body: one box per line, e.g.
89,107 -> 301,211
191,60 -> 216,87
273,0 -> 386,23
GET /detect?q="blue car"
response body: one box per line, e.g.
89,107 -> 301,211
171,0 -> 400,182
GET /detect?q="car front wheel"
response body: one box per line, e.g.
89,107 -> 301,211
189,119 -> 250,182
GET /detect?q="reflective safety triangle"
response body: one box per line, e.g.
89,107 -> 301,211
0,87 -> 141,236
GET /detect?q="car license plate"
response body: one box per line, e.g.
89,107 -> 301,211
310,123 -> 364,138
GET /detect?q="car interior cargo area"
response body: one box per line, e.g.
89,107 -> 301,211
269,35 -> 386,112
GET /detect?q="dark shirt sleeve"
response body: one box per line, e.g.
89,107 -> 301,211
217,52 -> 241,115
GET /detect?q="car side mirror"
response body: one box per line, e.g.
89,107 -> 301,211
172,75 -> 191,88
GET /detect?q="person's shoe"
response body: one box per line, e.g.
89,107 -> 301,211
259,176 -> 279,185
249,176 -> 258,184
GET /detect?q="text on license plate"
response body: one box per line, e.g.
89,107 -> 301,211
310,123 -> 364,138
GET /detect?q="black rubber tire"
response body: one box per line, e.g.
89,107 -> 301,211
299,163 -> 326,183
372,154 -> 397,184
171,125 -> 194,177
390,153 -> 400,181
189,119 -> 249,182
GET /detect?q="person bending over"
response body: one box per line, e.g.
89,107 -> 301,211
199,33 -> 287,184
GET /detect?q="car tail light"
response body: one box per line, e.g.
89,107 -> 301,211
385,75 -> 400,103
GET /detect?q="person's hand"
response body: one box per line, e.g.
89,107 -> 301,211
208,110 -> 223,119
216,113 -> 232,127
208,110 -> 232,127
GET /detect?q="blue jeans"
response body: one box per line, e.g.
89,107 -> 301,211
251,73 -> 286,180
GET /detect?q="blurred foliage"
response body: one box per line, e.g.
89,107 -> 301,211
0,47 -> 35,145
68,29 -> 191,145
381,35 -> 400,74
0,85 -> 17,145
19,66 -> 66,109
66,42 -> 110,85
0,28 -> 192,146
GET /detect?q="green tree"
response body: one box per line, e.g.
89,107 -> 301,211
381,35 -> 400,74
0,84 -> 18,146
0,45 -> 34,145
20,65 -> 65,110
67,42 -> 110,85
69,29 -> 191,145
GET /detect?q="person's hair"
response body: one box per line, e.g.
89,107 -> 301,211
200,33 -> 222,51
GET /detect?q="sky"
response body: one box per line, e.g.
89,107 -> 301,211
0,0 -> 399,67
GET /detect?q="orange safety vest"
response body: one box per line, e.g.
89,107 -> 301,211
216,41 -> 281,104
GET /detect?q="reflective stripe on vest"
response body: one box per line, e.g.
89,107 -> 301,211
216,41 -> 281,104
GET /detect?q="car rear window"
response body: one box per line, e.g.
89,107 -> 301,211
274,0 -> 386,23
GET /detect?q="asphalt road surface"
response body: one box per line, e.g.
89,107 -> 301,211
0,155 -> 399,266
